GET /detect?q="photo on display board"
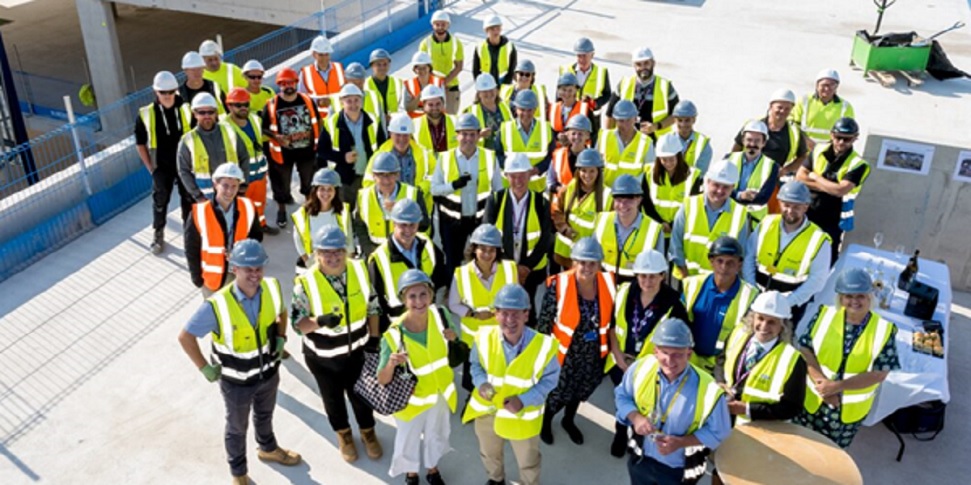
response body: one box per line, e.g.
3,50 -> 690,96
952,150 -> 971,183
877,139 -> 935,176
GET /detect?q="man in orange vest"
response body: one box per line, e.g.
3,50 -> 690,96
298,35 -> 345,115
261,67 -> 321,229
184,163 -> 263,296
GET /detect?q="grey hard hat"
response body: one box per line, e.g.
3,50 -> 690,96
397,269 -> 433,297
612,100 -> 638,120
312,224 -> 347,250
344,62 -> 366,80
672,100 -> 698,118
455,113 -> 481,131
777,181 -> 812,205
835,267 -> 873,294
573,37 -> 595,54
312,168 -> 342,187
557,72 -> 580,87
515,59 -> 536,73
371,152 -> 401,173
611,174 -> 643,196
708,236 -> 744,259
571,236 -> 604,261
469,223 -> 503,247
389,198 -> 422,224
576,148 -> 604,168
493,284 -> 531,310
369,48 -> 392,65
651,318 -> 694,348
566,114 -> 592,132
228,239 -> 268,267
632,250 -> 668,275
513,89 -> 539,109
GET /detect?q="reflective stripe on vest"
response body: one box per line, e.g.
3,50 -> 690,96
437,148 -> 496,220
193,197 -> 255,291
385,307 -> 457,420
297,260 -> 370,358
550,271 -> 615,363
370,235 -> 436,309
754,215 -> 830,291
454,260 -> 518,346
593,211 -> 662,277
209,278 -> 283,384
682,195 -> 747,276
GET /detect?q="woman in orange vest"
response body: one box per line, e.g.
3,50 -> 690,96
537,237 -> 615,447
549,72 -> 594,147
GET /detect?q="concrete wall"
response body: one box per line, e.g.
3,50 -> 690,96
846,132 -> 971,291
113,0 -> 325,26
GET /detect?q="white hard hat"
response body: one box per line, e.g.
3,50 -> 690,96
750,291 -> 792,319
655,133 -> 683,158
311,35 -> 334,54
816,68 -> 840,83
191,92 -> 218,111
388,113 -> 414,135
431,11 -> 451,24
198,40 -> 222,57
212,162 -> 245,182
769,88 -> 796,105
340,84 -> 363,98
411,51 -> 432,66
181,51 -> 205,69
742,120 -> 769,137
483,15 -> 502,29
475,73 -> 497,91
242,60 -> 264,73
152,71 -> 179,91
632,47 -> 654,62
420,84 -> 445,102
706,159 -> 740,186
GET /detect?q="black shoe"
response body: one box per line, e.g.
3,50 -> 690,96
562,419 -> 584,445
276,209 -> 288,228
150,229 -> 164,255
405,475 -> 420,485
263,224 -> 280,236
425,471 -> 445,485
610,429 -> 627,457
540,418 -> 553,445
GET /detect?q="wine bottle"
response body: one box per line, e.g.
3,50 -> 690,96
898,249 -> 920,291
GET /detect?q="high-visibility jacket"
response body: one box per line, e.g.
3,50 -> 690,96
803,306 -> 894,423
728,152 -> 776,222
499,119 -> 553,192
366,75 -> 405,122
606,282 -> 673,372
453,259 -> 519,347
265,94 -> 320,164
203,62 -> 247,95
683,275 -> 758,371
754,215 -> 831,293
462,326 -> 557,439
550,146 -> 578,189
476,40 -> 513,82
681,195 -> 748,277
369,234 -> 437,311
494,190 -> 548,271
356,183 -> 422,245
139,102 -> 192,154
647,167 -> 701,231
300,62 -> 346,98
404,75 -> 445,118
723,326 -> 802,424
548,270 -> 615,364
192,197 -> 256,291
559,63 -> 607,103
220,114 -> 266,183
209,277 -> 284,385
810,144 -> 870,232
682,132 -> 710,169
548,100 -> 591,134
618,75 -> 673,136
184,124 -> 240,199
598,128 -> 653,187
465,101 -> 513,147
384,306 -> 457,421
500,84 -> 548,120
296,259 -> 371,359
291,204 -> 353,255
436,148 -> 496,220
792,94 -> 855,142
553,182 -> 613,259
593,211 -> 663,277
413,114 -> 457,153
419,34 -> 463,88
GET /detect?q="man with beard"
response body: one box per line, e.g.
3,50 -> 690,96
605,47 -> 680,139
420,11 -> 464,115
726,120 -> 779,225
743,181 -> 831,326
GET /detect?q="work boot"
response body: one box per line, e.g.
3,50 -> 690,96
360,427 -> 383,459
150,229 -> 164,255
231,474 -> 250,485
336,428 -> 359,462
257,447 -> 301,466
263,223 -> 280,236
276,205 -> 288,229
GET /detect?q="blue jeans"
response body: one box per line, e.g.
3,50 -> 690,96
628,454 -> 683,485
220,372 -> 280,476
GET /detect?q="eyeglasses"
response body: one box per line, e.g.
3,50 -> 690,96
229,103 -> 249,109
195,110 -> 217,116
158,90 -> 176,95
245,74 -> 263,80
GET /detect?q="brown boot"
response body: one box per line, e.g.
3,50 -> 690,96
336,428 -> 359,462
359,427 -> 383,459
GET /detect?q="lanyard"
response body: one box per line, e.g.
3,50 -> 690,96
653,372 -> 688,428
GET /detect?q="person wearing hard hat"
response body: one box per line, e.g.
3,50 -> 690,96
413,85 -> 457,153
598,99 -> 655,188
299,35 -> 346,114
483,153 -> 555,314
668,158 -> 749,280
473,15 -> 518,86
261,66 -> 321,228
559,37 -> 611,129
464,73 -> 513,152
645,133 -> 703,244
363,113 -> 437,208
549,72 -> 595,146
538,237 -> 616,447
366,48 -> 405,130
547,114 -> 592,193
291,224 -> 383,463
241,60 -> 275,113
793,267 -> 899,448
669,100 -> 712,175
500,59 -> 549,121
463,284 -> 560,485
179,51 -> 225,114
136,71 -> 194,254
605,47 -> 680,138
728,120 -> 780,224
431,113 -> 504,280
293,168 -> 355,272
733,89 -> 808,180
606,251 -> 689,457
420,11 -> 464,115
199,39 -> 248,96
790,69 -> 855,145
328,62 -> 383,130
403,51 -> 445,118
593,174 -> 665,282
354,152 -> 431,257
717,291 -> 807,426
796,117 -> 870,262
221,88 -> 279,236
498,89 -> 555,192
614,317 -> 731,485
743,181 -> 831,325
177,92 -> 251,204
551,149 -> 612,269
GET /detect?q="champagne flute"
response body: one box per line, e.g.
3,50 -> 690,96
873,232 -> 884,250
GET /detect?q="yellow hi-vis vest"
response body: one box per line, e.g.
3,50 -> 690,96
413,114 -> 458,153
291,204 -> 353,255
682,275 -> 758,372
647,167 -> 700,231
632,356 -> 723,440
723,326 -> 801,424
209,278 -> 283,385
803,306 -> 894,423
553,182 -> 613,259
185,124 -> 240,198
356,183 -> 421,245
598,128 -> 653,187
296,260 -> 371,358
728,152 -> 776,222
462,326 -> 558,440
754,215 -> 831,293
369,234 -> 437,310
793,94 -> 855,142
605,282 -> 673,372
500,119 -> 553,192
494,190 -> 548,271
139,102 -> 192,150
683,132 -> 710,169
436,148 -> 497,220
385,306 -> 457,421
593,211 -> 663,277
810,144 -> 870,232
559,63 -> 607,103
681,195 -> 748,278
618,75 -> 673,136
453,260 -> 519,347
220,114 -> 266,183
500,84 -> 548,120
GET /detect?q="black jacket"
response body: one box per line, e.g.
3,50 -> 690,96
483,188 -> 554,271
184,197 -> 263,288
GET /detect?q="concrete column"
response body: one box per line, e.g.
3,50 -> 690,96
76,0 -> 128,132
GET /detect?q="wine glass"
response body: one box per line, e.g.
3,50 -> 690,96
873,232 -> 884,250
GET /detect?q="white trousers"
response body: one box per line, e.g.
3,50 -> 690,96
389,399 -> 453,477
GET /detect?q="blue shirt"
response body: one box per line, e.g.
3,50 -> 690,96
614,361 -> 732,468
688,275 -> 740,356
469,328 -> 561,408
184,283 -> 263,337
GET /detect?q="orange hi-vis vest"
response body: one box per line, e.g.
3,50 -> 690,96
549,100 -> 592,133
405,75 -> 445,118
192,197 -> 256,291
551,146 -> 576,188
300,62 -> 345,97
265,94 -> 320,164
548,270 -> 616,364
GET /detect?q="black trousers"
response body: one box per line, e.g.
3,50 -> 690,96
304,350 -> 375,432
268,156 -> 318,204
439,215 -> 478,287
220,372 -> 280,477
151,167 -> 192,230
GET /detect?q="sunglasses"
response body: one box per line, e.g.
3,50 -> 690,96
158,90 -> 176,95
229,103 -> 249,109
246,74 -> 263,80
195,110 -> 217,116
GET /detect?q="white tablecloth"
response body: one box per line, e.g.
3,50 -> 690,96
795,244 -> 952,426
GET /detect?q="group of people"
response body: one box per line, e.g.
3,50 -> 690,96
146,10 -> 898,485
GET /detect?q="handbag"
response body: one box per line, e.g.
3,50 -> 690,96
354,332 -> 417,415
